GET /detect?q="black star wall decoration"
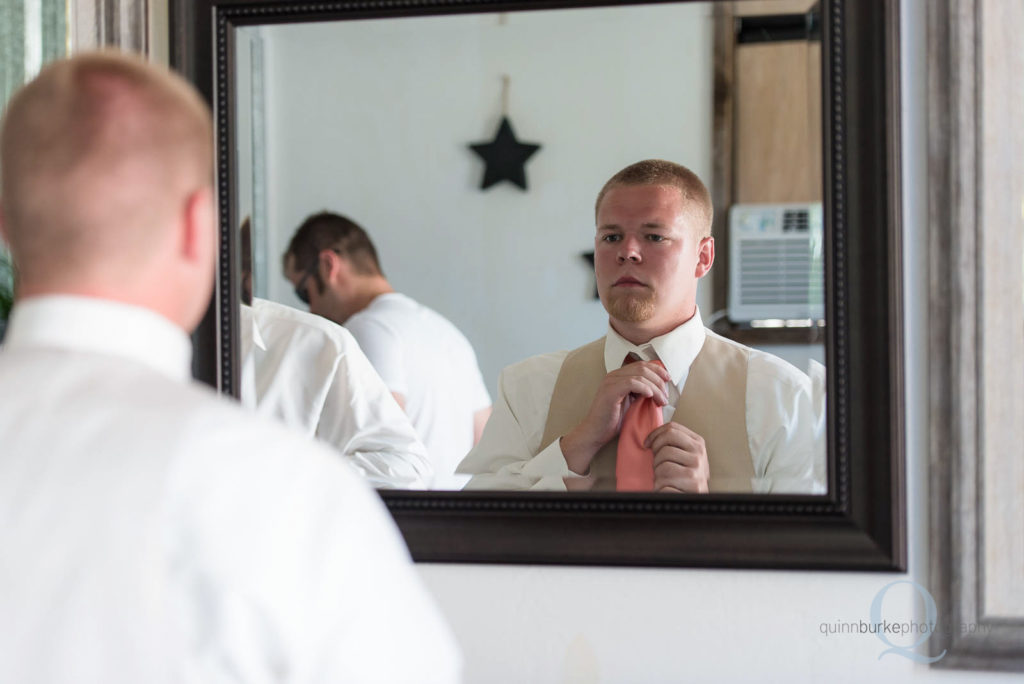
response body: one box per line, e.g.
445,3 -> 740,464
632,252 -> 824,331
468,116 -> 541,191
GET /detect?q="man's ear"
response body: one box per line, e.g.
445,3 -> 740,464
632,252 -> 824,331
319,248 -> 348,282
181,187 -> 215,264
695,236 -> 715,278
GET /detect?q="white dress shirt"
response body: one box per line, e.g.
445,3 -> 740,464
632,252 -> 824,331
240,297 -> 433,489
0,296 -> 460,683
458,309 -> 825,493
345,293 -> 491,489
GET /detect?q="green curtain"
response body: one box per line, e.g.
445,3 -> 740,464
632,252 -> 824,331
1,0 -> 67,114
0,2 -> 26,113
0,0 -> 68,332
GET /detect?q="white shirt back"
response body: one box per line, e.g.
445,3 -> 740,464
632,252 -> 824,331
0,297 -> 460,683
345,293 -> 491,489
240,298 -> 433,489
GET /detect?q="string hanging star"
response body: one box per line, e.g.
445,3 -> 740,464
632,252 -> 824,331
468,116 -> 541,191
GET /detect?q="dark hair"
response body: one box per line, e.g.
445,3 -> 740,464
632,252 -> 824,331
239,217 -> 252,305
594,159 -> 713,237
283,211 -> 383,277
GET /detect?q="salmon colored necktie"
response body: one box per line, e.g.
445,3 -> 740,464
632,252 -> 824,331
615,355 -> 665,492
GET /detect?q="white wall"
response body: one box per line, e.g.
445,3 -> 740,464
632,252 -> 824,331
258,4 -> 719,396
413,1 -> 1020,681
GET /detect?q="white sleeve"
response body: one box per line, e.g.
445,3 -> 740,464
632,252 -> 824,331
745,353 -> 826,494
469,372 -> 492,414
170,421 -> 461,683
456,352 -> 578,491
345,316 -> 408,396
460,339 -> 492,413
317,334 -> 433,489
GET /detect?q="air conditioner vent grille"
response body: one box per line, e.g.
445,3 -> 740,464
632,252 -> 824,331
781,209 -> 810,232
728,203 -> 824,322
738,239 -> 820,305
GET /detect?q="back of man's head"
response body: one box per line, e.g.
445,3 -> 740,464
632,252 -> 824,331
0,51 -> 214,320
284,211 -> 383,277
594,159 -> 714,238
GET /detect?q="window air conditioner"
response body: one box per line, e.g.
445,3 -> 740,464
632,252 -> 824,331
727,203 -> 824,324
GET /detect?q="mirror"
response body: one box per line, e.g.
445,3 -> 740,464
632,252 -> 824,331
233,0 -> 827,493
173,0 -> 904,569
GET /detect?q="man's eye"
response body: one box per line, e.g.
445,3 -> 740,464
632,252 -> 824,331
647,234 -> 665,242
601,234 -> 621,243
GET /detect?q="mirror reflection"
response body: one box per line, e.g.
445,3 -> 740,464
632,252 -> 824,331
234,0 -> 826,493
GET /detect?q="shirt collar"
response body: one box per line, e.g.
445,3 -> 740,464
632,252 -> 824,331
3,295 -> 193,382
243,298 -> 268,352
603,308 -> 707,389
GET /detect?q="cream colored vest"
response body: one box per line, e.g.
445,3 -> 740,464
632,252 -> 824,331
540,332 -> 755,492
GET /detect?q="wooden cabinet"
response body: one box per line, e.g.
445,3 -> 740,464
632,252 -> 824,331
711,0 -> 823,341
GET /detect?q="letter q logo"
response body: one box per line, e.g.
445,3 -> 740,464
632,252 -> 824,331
870,580 -> 946,663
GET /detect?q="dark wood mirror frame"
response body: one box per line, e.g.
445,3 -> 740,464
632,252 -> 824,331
171,0 -> 904,571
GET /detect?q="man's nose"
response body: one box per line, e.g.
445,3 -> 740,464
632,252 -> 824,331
616,236 -> 642,263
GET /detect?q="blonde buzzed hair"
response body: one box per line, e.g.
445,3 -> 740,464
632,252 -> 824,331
0,50 -> 213,284
595,159 -> 714,238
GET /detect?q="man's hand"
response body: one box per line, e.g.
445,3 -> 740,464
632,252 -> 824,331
645,422 -> 710,493
559,360 -> 671,476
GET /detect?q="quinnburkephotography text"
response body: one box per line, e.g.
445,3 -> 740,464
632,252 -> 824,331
817,580 -> 991,664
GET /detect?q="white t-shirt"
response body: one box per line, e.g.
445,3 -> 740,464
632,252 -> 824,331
345,293 -> 491,489
0,296 -> 460,683
458,309 -> 825,494
240,297 -> 433,489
